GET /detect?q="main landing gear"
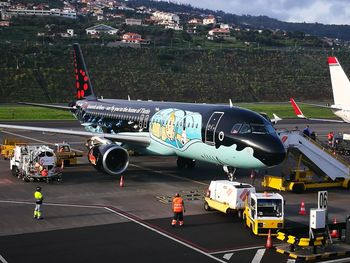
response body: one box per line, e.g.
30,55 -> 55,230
177,157 -> 196,169
223,166 -> 237,181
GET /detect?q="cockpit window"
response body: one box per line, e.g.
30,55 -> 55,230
250,124 -> 267,134
230,123 -> 242,134
239,124 -> 251,134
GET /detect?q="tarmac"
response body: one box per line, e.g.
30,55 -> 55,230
0,119 -> 350,263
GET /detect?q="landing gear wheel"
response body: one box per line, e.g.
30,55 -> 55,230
187,159 -> 196,169
204,201 -> 211,211
177,157 -> 186,169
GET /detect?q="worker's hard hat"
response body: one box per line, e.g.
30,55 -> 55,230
36,186 -> 41,191
175,193 -> 180,197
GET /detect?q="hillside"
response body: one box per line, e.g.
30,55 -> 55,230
1,42 -> 349,103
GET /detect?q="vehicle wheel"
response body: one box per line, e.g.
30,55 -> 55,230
204,201 -> 211,211
177,157 -> 186,169
11,166 -> 18,177
187,159 -> 196,169
23,176 -> 30,182
292,183 -> 305,194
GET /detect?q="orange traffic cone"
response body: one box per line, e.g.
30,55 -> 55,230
119,175 -> 124,187
299,201 -> 307,215
330,218 -> 339,238
266,229 -> 273,249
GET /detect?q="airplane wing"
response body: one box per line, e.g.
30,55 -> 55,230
0,124 -> 150,147
18,102 -> 75,111
290,98 -> 344,123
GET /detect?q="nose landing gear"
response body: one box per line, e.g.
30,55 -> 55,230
223,166 -> 237,181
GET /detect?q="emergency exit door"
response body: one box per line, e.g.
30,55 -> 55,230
205,112 -> 224,146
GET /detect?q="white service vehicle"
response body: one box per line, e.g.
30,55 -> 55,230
204,180 -> 256,217
10,145 -> 62,182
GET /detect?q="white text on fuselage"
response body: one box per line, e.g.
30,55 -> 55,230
87,104 -> 151,115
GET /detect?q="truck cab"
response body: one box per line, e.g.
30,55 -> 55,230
243,192 -> 284,236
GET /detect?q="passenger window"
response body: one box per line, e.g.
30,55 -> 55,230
239,124 -> 251,134
230,123 -> 242,134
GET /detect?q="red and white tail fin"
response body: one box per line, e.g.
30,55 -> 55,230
290,98 -> 306,119
328,57 -> 350,108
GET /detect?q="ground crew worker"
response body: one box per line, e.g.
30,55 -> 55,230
34,186 -> 44,220
171,193 -> 185,227
327,131 -> 334,146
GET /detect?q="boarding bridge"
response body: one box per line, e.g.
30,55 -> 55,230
277,130 -> 350,181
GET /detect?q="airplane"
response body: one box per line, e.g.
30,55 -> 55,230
0,44 -> 286,180
290,56 -> 350,123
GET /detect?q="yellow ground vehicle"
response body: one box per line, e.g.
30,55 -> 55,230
54,143 -> 83,166
0,139 -> 25,160
242,192 -> 284,236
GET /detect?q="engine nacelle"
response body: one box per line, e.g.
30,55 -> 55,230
88,144 -> 129,175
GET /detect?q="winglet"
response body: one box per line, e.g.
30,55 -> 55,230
229,99 -> 233,108
290,98 -> 306,119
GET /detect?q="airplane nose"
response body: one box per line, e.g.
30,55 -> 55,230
251,135 -> 286,167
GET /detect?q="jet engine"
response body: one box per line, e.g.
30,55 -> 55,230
87,144 -> 129,175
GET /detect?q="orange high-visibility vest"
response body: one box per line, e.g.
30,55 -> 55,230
172,197 -> 184,213
327,133 -> 333,140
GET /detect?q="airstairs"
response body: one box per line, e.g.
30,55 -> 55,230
262,130 -> 350,192
278,130 -> 350,181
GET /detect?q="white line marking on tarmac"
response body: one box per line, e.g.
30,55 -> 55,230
222,253 -> 233,260
320,258 -> 350,263
210,246 -> 264,254
103,206 -> 226,263
0,254 -> 8,263
251,248 -> 265,263
0,200 -> 225,263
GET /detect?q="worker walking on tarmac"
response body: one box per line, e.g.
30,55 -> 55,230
34,186 -> 44,220
327,131 -> 334,147
171,193 -> 185,227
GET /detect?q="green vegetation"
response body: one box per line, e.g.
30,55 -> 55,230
0,106 -> 73,120
0,104 -> 336,120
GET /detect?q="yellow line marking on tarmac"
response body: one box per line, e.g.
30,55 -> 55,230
130,164 -> 209,186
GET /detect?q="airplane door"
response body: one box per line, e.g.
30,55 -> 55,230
205,112 -> 224,146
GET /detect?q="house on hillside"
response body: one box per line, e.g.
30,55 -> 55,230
85,24 -> 118,35
187,18 -> 202,25
125,18 -> 142,26
151,11 -> 179,24
122,32 -> 149,44
207,28 -> 230,40
203,15 -> 216,25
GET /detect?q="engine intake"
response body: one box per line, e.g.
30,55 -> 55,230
88,144 -> 129,175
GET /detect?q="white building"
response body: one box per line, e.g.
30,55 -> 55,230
86,24 -> 118,35
4,8 -> 76,19
152,11 -> 179,24
125,18 -> 142,26
208,28 -> 230,40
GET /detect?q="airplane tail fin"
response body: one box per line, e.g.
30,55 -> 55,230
73,43 -> 97,100
290,98 -> 306,119
328,57 -> 350,107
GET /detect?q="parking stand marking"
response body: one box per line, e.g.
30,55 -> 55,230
0,254 -> 8,263
251,248 -> 265,263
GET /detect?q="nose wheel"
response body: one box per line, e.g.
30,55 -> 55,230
177,157 -> 196,169
223,166 -> 236,181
